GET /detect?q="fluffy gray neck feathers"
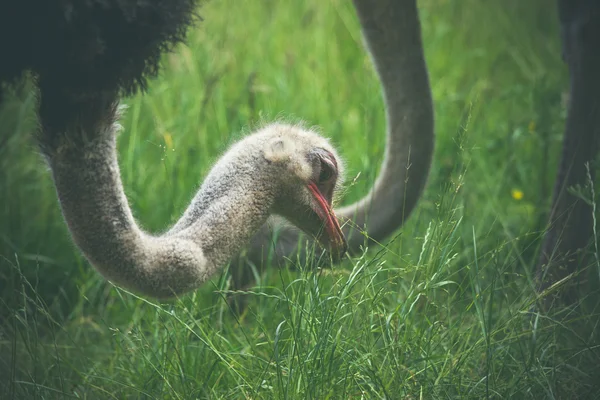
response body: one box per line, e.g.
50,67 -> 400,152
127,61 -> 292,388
48,103 -> 278,298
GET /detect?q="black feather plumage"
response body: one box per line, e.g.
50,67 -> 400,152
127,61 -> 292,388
0,0 -> 201,97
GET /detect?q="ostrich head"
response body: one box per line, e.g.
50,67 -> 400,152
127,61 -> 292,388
245,124 -> 347,258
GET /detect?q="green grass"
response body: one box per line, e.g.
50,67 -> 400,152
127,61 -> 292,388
2,0 -> 600,398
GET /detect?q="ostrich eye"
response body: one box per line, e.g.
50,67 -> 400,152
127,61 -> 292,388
318,160 -> 334,183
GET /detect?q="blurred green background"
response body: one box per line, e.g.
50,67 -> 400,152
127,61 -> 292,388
3,0 -> 599,398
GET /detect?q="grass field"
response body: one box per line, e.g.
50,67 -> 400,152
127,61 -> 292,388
2,0 -> 600,398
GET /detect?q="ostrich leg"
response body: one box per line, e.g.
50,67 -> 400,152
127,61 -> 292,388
538,0 -> 600,302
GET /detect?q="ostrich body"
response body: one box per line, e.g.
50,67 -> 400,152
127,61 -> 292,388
43,98 -> 346,298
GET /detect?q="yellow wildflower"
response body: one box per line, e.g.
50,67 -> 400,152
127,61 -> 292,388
511,189 -> 524,201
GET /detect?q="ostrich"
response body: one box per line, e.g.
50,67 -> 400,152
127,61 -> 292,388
1,0 -> 598,300
246,0 -> 600,302
0,0 -> 433,299
43,97 -> 347,298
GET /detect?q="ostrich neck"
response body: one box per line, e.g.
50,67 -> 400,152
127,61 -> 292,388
339,0 -> 434,246
45,100 -> 275,298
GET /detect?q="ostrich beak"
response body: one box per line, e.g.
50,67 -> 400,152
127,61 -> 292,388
307,182 -> 347,258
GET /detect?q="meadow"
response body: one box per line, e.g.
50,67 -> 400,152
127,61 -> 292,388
2,0 -> 600,398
